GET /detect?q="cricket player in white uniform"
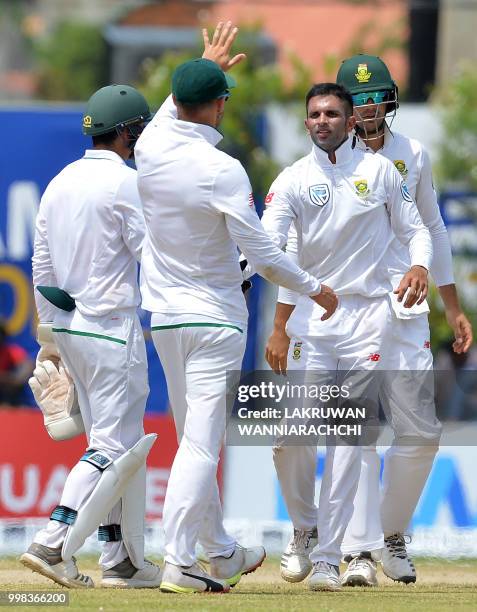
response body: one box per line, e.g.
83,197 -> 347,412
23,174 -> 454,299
135,24 -> 338,594
21,85 -> 161,589
262,83 -> 433,591
335,54 -> 473,586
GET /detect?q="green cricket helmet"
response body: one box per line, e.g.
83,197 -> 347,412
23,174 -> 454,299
82,84 -> 151,136
336,54 -> 399,111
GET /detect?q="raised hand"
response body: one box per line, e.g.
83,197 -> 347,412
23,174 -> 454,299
202,21 -> 247,72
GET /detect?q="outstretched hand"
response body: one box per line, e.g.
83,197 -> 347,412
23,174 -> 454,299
202,21 -> 246,72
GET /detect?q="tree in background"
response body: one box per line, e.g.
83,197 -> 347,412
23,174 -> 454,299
139,25 -> 312,202
432,63 -> 477,349
35,21 -> 107,101
436,63 -> 477,192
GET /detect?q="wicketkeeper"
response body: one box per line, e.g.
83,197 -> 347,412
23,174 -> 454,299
21,85 -> 160,589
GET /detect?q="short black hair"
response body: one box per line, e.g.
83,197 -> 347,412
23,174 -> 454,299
305,83 -> 353,117
92,129 -> 119,147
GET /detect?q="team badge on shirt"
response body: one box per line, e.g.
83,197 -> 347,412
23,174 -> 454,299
354,179 -> 370,198
400,181 -> 413,202
393,159 -> 408,178
292,341 -> 303,361
355,64 -> 372,83
309,183 -> 330,206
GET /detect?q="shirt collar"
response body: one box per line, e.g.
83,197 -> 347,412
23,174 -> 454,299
83,149 -> 126,164
311,136 -> 354,167
170,119 -> 223,147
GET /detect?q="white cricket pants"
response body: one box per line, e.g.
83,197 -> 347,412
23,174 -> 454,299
273,295 -> 392,567
34,308 -> 149,569
342,312 -> 441,555
151,313 -> 247,567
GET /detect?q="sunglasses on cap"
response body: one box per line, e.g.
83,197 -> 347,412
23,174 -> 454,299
352,91 -> 388,106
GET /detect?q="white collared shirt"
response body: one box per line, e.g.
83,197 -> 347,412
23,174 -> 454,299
134,97 -> 322,327
32,149 -> 145,321
355,128 -> 454,287
262,137 -> 433,330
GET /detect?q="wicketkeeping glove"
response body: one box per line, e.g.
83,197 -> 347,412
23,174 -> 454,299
29,323 -> 84,441
29,360 -> 84,441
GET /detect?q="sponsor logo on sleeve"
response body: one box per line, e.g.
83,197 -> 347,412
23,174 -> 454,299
248,193 -> 255,208
308,183 -> 330,206
400,181 -> 414,202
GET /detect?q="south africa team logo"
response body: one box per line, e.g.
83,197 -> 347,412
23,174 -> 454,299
394,159 -> 408,178
354,179 -> 370,198
292,341 -> 303,361
309,183 -> 330,206
355,64 -> 372,83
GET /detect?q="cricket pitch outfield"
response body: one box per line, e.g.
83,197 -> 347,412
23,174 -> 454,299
1,556 -> 476,611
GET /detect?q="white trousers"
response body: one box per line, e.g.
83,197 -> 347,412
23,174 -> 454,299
34,308 -> 148,569
273,295 -> 392,566
151,313 -> 247,566
342,313 -> 441,554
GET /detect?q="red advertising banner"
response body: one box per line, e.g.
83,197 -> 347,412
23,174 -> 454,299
0,409 -> 178,519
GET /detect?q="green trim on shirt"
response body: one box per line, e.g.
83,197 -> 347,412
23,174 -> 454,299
151,322 -> 243,334
52,328 -> 126,345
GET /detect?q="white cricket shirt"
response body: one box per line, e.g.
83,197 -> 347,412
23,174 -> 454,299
355,128 -> 454,288
134,97 -> 322,328
262,137 -> 433,331
32,150 -> 145,321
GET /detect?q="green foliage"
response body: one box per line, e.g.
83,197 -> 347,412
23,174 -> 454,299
139,26 -> 312,198
321,17 -> 407,82
35,22 -> 107,101
435,64 -> 477,191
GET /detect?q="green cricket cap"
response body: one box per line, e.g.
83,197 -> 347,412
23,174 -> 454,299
336,54 -> 396,95
172,58 -> 236,104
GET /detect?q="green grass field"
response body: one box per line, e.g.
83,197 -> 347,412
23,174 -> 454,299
1,556 -> 477,612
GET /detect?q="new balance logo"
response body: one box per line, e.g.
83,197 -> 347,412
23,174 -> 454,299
265,192 -> 275,205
